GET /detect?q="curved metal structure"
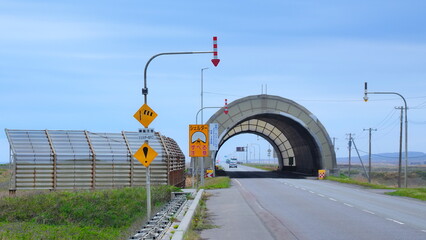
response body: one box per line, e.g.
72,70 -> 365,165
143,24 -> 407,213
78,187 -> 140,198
5,129 -> 186,192
206,95 -> 336,175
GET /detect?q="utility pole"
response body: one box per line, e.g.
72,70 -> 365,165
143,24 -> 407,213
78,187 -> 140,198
396,106 -> 404,188
363,128 -> 377,183
346,134 -> 353,178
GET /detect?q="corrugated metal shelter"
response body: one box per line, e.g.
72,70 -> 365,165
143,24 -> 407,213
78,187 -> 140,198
5,129 -> 186,192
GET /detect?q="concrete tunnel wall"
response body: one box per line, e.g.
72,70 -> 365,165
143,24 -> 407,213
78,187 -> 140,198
203,94 -> 337,175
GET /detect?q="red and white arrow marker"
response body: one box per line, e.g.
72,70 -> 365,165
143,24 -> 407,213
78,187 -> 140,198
211,36 -> 220,67
224,99 -> 228,114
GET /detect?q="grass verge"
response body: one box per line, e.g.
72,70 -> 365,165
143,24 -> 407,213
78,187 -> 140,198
325,175 -> 391,189
386,188 -> 426,201
326,175 -> 426,201
183,176 -> 230,239
0,185 -> 179,239
184,193 -> 217,240
201,176 -> 231,190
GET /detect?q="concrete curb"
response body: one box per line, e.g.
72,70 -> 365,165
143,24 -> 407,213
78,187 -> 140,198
171,189 -> 204,240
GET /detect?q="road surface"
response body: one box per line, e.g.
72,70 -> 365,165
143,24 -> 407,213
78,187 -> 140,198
201,164 -> 426,240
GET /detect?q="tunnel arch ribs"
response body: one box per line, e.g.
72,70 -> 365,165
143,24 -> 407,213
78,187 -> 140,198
206,95 -> 336,175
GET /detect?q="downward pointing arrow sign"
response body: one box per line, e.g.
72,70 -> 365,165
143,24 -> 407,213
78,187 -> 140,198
211,59 -> 220,67
212,36 -> 220,67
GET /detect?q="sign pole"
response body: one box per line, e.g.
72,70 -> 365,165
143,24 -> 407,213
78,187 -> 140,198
200,157 -> 204,186
139,38 -> 219,205
146,164 -> 151,217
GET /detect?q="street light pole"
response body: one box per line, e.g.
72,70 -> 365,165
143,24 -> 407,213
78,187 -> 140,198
141,50 -> 216,217
364,82 -> 409,187
143,51 -> 214,104
201,67 -> 209,124
196,107 -> 222,124
396,106 -> 404,188
250,143 -> 261,164
200,67 -> 208,187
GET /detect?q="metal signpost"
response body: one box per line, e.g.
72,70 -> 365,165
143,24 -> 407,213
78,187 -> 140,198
135,37 -> 220,216
133,104 -> 158,218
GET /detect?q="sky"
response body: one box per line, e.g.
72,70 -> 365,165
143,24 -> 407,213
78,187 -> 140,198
1,0 -> 426,164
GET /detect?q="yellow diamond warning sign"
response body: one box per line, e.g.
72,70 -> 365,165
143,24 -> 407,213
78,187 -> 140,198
134,142 -> 158,167
134,104 -> 158,128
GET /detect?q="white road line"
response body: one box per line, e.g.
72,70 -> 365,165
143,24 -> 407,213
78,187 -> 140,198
343,203 -> 354,207
234,179 -> 242,187
329,198 -> 337,201
393,220 -> 405,225
309,191 -> 315,194
301,188 -> 306,190
362,209 -> 375,215
318,194 -> 325,197
421,230 -> 426,233
386,218 -> 404,225
255,201 -> 265,211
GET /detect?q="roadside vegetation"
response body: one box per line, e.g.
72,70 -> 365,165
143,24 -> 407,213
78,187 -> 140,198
326,174 -> 426,201
184,193 -> 217,240
183,176 -> 230,239
325,175 -> 391,189
386,188 -> 426,201
338,164 -> 426,187
0,164 -> 10,192
0,185 -> 179,239
200,176 -> 231,190
241,163 -> 426,201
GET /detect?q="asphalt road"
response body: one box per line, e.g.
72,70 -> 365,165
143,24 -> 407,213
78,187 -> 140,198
201,164 -> 426,240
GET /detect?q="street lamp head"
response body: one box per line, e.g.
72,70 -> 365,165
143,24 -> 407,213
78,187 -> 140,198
364,82 -> 368,102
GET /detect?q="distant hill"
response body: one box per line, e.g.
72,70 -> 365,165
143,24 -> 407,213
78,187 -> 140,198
337,152 -> 426,165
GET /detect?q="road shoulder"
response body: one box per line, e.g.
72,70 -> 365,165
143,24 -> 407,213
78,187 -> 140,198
200,183 -> 274,240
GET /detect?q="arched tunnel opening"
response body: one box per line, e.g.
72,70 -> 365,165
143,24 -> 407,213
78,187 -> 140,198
215,113 -> 322,176
203,95 -> 336,177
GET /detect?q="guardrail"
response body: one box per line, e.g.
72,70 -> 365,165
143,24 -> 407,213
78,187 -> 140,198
129,193 -> 187,240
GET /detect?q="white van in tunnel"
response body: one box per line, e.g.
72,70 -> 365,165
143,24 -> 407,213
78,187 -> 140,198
229,158 -> 238,168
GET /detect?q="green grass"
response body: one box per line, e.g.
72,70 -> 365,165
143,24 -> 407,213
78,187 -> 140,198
325,175 -> 391,189
201,177 -> 231,190
0,185 -> 179,239
0,222 -> 120,240
326,175 -> 426,201
386,188 -> 426,201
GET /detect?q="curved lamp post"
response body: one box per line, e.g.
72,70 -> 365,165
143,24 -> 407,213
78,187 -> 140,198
364,82 -> 408,188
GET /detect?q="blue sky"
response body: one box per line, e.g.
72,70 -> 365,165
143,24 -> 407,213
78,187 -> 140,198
1,0 -> 426,163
